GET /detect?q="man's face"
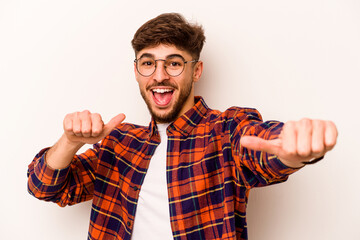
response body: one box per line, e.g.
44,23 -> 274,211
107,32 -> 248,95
134,44 -> 203,123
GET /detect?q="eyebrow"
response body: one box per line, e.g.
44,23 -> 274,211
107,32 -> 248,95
138,53 -> 185,61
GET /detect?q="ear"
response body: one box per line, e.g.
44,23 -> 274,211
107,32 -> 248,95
134,62 -> 139,82
192,61 -> 203,83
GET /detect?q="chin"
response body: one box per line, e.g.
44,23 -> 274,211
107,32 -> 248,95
150,107 -> 179,123
140,82 -> 193,123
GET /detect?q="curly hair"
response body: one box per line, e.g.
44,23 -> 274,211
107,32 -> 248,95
131,13 -> 206,60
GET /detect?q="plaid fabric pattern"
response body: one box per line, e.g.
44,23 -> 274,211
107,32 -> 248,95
28,97 -> 298,240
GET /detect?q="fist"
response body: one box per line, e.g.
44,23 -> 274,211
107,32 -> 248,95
240,118 -> 338,168
63,110 -> 126,145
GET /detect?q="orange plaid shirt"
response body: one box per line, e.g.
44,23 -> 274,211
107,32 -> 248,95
27,97 -> 298,240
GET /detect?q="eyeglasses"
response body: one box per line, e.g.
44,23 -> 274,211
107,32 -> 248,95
134,55 -> 198,77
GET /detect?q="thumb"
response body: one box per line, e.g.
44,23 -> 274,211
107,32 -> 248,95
240,136 -> 281,155
102,113 -> 126,136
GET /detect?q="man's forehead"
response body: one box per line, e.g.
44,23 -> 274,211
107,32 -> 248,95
136,44 -> 191,59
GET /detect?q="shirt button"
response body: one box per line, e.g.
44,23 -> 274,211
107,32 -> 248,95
127,221 -> 131,227
133,186 -> 139,191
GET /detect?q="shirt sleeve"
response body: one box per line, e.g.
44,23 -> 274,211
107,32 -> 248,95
27,144 -> 100,207
228,107 -> 300,188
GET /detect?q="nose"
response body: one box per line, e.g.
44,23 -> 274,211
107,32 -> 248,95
153,60 -> 170,82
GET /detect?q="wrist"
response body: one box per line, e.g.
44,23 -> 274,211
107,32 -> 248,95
45,134 -> 84,170
278,157 -> 306,169
61,133 -> 85,151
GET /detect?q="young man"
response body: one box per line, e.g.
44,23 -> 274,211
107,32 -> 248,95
27,13 -> 337,240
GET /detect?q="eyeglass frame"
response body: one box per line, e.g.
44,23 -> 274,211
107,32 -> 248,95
134,55 -> 199,77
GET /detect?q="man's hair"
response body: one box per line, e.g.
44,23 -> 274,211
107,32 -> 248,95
131,13 -> 205,60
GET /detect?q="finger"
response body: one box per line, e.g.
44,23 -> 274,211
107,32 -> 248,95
311,120 -> 325,156
296,118 -> 312,157
240,136 -> 281,156
63,113 -> 74,136
324,121 -> 338,151
91,113 -> 104,137
72,112 -> 82,137
80,110 -> 92,138
282,121 -> 297,157
102,113 -> 126,137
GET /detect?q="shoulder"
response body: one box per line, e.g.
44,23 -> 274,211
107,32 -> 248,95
198,106 -> 267,136
205,106 -> 263,123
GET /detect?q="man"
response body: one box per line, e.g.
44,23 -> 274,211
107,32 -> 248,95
27,13 -> 337,240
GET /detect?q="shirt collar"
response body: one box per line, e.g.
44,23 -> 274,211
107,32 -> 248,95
148,96 -> 210,137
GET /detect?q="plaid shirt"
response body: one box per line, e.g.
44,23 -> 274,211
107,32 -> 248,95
28,97 -> 298,240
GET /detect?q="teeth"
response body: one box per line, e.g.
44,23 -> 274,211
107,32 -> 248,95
152,88 -> 173,94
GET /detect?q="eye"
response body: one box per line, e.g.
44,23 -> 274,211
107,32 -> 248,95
166,58 -> 184,68
170,61 -> 181,66
143,61 -> 153,66
139,58 -> 155,67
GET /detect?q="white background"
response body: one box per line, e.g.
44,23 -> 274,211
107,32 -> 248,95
1,0 -> 359,239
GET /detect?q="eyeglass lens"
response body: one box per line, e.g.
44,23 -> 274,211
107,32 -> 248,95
136,56 -> 185,77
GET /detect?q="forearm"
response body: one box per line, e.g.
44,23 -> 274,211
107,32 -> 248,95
27,147 -> 73,204
45,134 -> 84,169
230,110 -> 297,186
27,141 -> 99,206
27,111 -> 125,206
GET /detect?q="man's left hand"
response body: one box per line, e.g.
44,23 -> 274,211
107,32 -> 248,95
240,118 -> 338,168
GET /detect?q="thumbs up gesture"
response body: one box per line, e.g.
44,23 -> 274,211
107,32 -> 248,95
63,110 -> 126,145
44,110 -> 125,170
240,119 -> 338,168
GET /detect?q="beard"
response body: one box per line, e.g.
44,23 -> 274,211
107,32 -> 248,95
140,79 -> 193,123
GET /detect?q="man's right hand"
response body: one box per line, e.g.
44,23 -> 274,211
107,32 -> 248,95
63,110 -> 126,145
45,111 -> 126,169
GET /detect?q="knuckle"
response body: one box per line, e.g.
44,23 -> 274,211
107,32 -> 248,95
92,112 -> 101,118
79,110 -> 91,119
284,120 -> 295,128
312,144 -> 325,155
283,146 -> 297,157
82,128 -> 91,134
312,119 -> 322,128
64,125 -> 73,132
64,113 -> 75,123
82,110 -> 91,115
327,121 -> 338,134
300,117 -> 311,122
312,150 -> 324,157
325,138 -> 337,149
92,113 -> 103,122
297,148 -> 311,157
72,128 -> 81,134
64,113 -> 72,119
283,121 -> 295,133
72,112 -> 81,121
324,121 -> 337,130
92,128 -> 102,135
326,120 -> 335,126
300,118 -> 312,129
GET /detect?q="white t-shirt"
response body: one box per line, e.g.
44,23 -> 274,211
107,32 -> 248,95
131,123 -> 173,239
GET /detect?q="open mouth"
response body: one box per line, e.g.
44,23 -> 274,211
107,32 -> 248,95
152,88 -> 174,106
